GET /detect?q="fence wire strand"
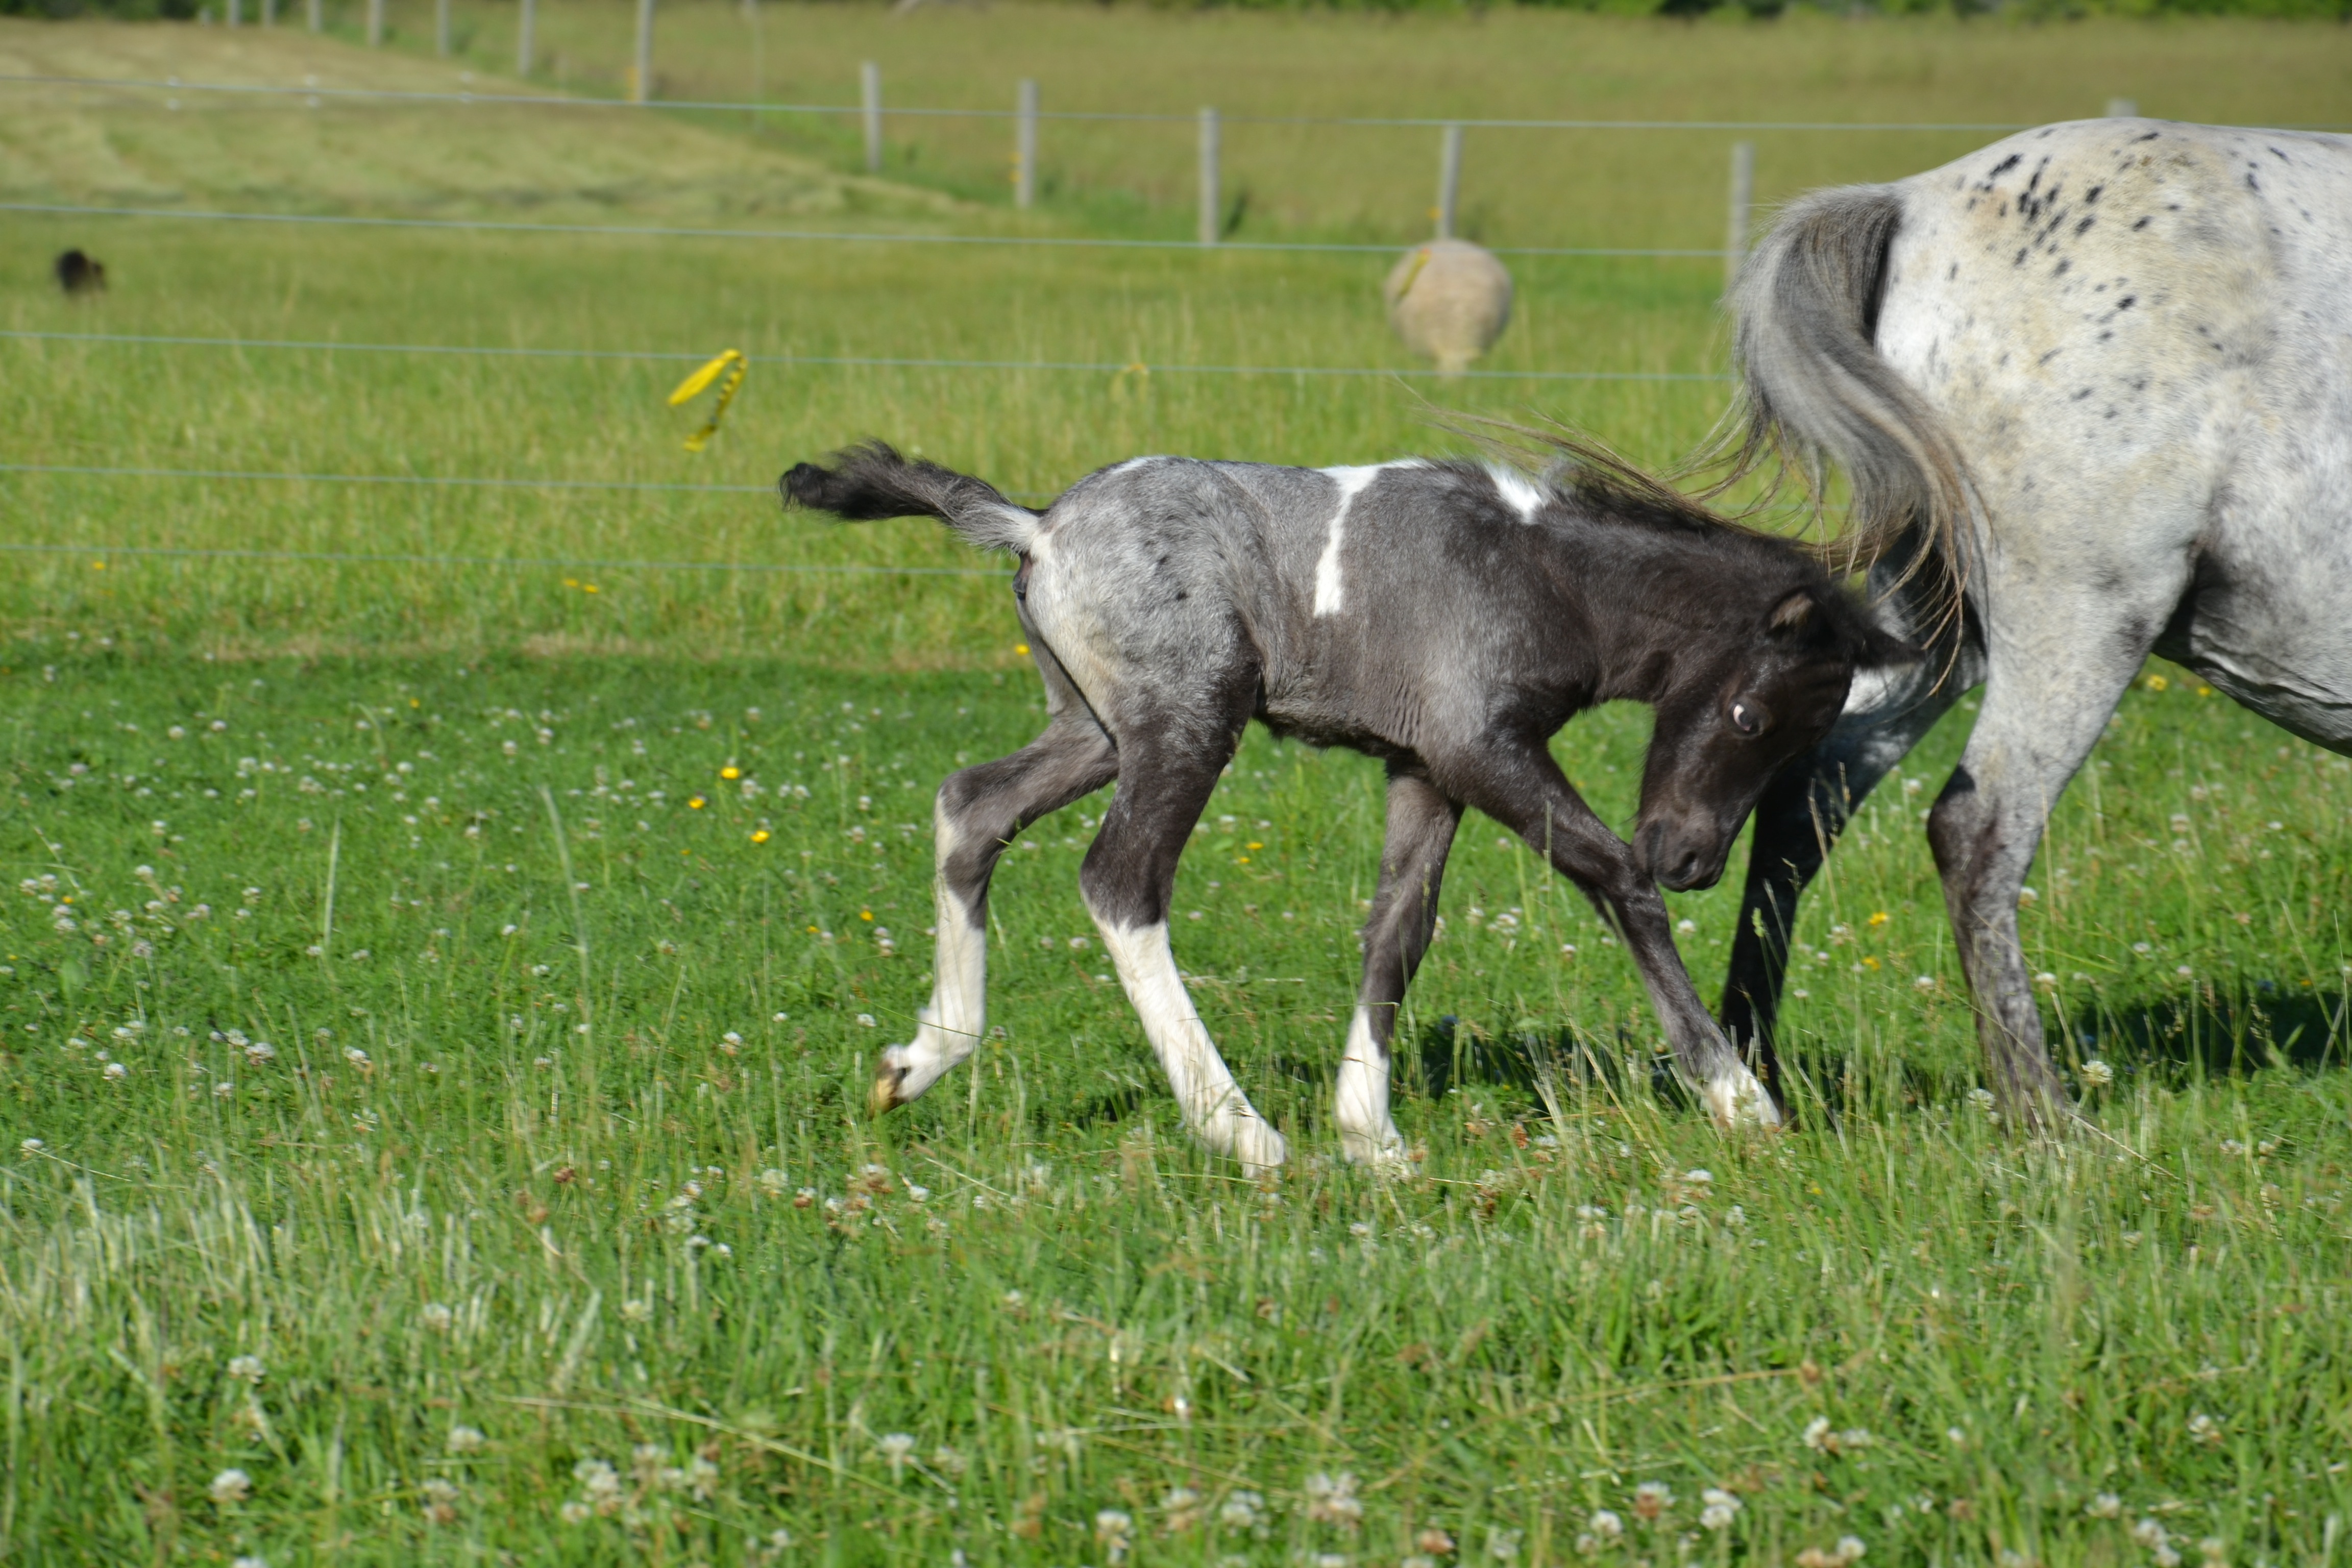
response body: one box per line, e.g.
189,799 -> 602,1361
0,328 -> 1729,383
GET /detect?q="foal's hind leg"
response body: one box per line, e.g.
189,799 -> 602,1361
873,713 -> 1117,1113
1335,761 -> 1462,1166
1081,717 -> 1287,1174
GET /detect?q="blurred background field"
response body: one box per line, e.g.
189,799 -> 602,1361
4,8 -> 2352,1565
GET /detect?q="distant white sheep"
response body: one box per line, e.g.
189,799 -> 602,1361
1383,238 -> 1512,375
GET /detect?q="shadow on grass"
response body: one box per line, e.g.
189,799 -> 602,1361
2070,981 -> 2349,1079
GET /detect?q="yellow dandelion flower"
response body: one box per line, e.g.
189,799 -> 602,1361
1014,643 -> 1030,655
720,766 -> 741,780
562,578 -> 579,587
688,795 -> 707,810
750,829 -> 771,844
2146,674 -> 2169,692
1868,910 -> 1890,927
1862,955 -> 1881,970
860,910 -> 874,921
582,583 -> 600,594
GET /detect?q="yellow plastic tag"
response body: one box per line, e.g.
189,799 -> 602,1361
668,349 -> 748,453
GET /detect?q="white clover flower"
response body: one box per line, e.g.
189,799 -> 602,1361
855,1014 -> 876,1028
1219,1490 -> 1264,1529
226,1354 -> 265,1383
2187,1411 -> 2222,1444
1968,1087 -> 1997,1111
231,1556 -> 268,1568
18,1138 -> 41,1154
1835,1537 -> 1866,1562
574,1458 -> 621,1500
1803,1416 -> 1834,1451
421,1477 -> 461,1505
421,1302 -> 455,1333
620,1298 -> 652,1323
448,1425 -> 487,1454
2080,1060 -> 2115,1088
208,1468 -> 253,1504
2086,1492 -> 2122,1518
1701,1502 -> 1739,1531
2133,1520 -> 2169,1548
1487,1528 -> 1523,1560
1588,1508 -> 1624,1539
103,1062 -> 129,1081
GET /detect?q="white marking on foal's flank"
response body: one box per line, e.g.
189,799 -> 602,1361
1333,1006 -> 1406,1166
1484,465 -> 1549,524
1313,463 -> 1406,618
874,803 -> 987,1109
1091,916 -> 1288,1173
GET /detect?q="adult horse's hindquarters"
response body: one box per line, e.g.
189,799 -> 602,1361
785,440 -> 1909,1168
1719,119 -> 2352,1117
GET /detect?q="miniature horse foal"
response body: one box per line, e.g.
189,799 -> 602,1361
785,443 -> 1909,1170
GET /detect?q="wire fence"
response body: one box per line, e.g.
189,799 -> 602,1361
0,200 -> 1727,260
0,539 -> 1004,577
0,329 -> 1731,383
0,71 -> 2091,133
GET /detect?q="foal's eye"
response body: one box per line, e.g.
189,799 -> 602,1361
1728,700 -> 1766,737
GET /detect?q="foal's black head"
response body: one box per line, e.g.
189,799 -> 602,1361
1636,577 -> 1914,892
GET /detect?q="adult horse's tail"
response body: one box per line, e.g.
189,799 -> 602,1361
1721,185 -> 1972,621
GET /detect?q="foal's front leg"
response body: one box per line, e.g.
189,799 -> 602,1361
1451,743 -> 1779,1129
1335,761 -> 1462,1166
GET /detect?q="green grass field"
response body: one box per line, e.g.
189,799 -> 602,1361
5,10 -> 2352,1565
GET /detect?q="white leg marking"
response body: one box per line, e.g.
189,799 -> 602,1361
1483,463 -> 1549,524
1093,917 -> 1287,1173
1313,462 -> 1417,618
1702,1060 -> 1783,1130
1333,1006 -> 1406,1166
874,804 -> 985,1108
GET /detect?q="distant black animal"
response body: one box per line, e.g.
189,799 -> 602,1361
783,438 -> 1912,1170
54,250 -> 106,296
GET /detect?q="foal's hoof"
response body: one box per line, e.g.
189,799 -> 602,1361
868,1055 -> 911,1116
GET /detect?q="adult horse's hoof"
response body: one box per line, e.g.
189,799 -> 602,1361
1704,1066 -> 1784,1130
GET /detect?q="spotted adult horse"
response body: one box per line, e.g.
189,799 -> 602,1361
1715,118 -> 2352,1118
785,439 -> 1909,1170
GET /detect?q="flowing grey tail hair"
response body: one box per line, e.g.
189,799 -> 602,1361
781,440 -> 1041,554
1709,184 -> 1974,636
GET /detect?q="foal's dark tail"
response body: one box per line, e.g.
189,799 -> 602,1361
1714,184 -> 1973,627
780,440 -> 1040,554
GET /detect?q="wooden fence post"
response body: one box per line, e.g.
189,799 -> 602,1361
632,0 -> 654,104
1436,122 -> 1462,240
1725,139 -> 1754,293
1015,79 -> 1039,209
1198,106 -> 1220,248
861,62 -> 883,173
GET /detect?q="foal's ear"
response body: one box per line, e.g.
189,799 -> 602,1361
1768,589 -> 1818,634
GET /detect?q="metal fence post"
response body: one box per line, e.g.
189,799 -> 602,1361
2106,96 -> 2138,117
262,0 -> 276,26
226,0 -> 239,27
861,62 -> 883,173
1198,106 -> 1220,248
518,0 -> 535,74
1015,79 -> 1039,210
1436,122 -> 1463,240
632,0 -> 654,104
435,0 -> 450,55
1725,140 -> 1754,292
366,0 -> 383,46
306,0 -> 320,31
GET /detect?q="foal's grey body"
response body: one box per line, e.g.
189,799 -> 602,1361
1723,119 -> 2352,1108
790,446 -> 1897,1168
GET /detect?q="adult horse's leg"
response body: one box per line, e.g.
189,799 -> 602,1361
1722,561 -> 1982,1101
1334,760 -> 1463,1166
1926,571 -> 2184,1120
1081,696 -> 1287,1174
874,637 -> 1118,1114
1443,738 -> 1777,1128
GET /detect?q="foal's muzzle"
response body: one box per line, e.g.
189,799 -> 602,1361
1641,820 -> 1730,894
